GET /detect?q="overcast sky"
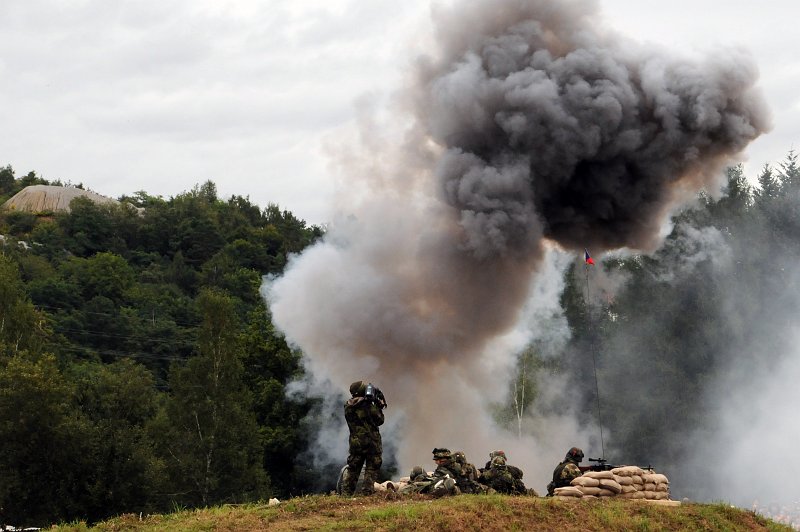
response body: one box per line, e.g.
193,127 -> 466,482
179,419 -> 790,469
1,0 -> 798,225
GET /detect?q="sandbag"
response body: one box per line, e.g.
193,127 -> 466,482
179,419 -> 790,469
644,483 -> 657,492
554,486 -> 584,497
642,491 -> 658,499
577,486 -> 601,496
656,484 -> 670,493
571,476 -> 600,488
643,499 -> 680,507
619,491 -> 645,499
597,488 -> 617,497
631,475 -> 643,484
621,484 -> 638,494
598,478 -> 622,494
615,476 -> 633,486
583,470 -> 615,480
611,466 -> 645,477
650,473 -> 669,485
642,474 -> 660,484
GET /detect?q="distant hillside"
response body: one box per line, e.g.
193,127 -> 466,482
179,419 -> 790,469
1,184 -> 118,213
53,494 -> 791,531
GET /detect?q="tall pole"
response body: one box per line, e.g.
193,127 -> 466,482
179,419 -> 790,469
585,261 -> 606,459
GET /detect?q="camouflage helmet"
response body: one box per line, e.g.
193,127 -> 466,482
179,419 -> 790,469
349,380 -> 367,396
410,465 -> 425,479
432,447 -> 452,460
453,451 -> 466,465
565,447 -> 584,463
489,449 -> 507,460
491,455 -> 507,468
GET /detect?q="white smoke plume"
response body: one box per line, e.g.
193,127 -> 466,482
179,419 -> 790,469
264,0 -> 768,490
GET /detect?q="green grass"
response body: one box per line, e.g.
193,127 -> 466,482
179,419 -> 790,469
51,495 -> 794,532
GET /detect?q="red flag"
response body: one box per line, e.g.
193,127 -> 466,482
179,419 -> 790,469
584,249 -> 595,265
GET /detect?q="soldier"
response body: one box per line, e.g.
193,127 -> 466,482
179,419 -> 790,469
483,449 -> 507,471
429,448 -> 462,496
453,451 -> 479,482
340,380 -> 385,496
482,450 -> 525,482
547,447 -> 584,496
480,455 -> 527,494
398,465 -> 436,495
452,451 -> 486,494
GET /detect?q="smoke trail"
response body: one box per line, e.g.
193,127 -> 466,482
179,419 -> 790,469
264,0 -> 768,485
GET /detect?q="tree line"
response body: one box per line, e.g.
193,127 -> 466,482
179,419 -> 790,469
0,169 -> 323,525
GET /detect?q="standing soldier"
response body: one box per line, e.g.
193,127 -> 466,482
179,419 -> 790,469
341,380 -> 385,496
547,447 -> 584,496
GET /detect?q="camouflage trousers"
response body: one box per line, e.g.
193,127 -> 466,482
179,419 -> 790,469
342,452 -> 382,496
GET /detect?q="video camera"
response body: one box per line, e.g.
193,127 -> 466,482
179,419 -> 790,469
365,382 -> 387,409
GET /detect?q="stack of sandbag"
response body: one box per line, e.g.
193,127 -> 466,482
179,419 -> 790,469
553,486 -> 584,498
568,470 -> 622,498
611,466 -> 670,501
555,466 -> 670,501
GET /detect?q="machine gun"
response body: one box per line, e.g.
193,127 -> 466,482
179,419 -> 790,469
578,457 -> 619,472
365,382 -> 387,409
578,457 -> 652,473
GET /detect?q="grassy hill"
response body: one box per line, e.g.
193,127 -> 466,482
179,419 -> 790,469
53,494 -> 792,531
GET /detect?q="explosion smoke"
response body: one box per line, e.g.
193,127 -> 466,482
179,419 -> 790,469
265,0 -> 768,485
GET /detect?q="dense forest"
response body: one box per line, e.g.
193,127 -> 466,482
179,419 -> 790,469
1,151 -> 799,524
0,168 -> 323,525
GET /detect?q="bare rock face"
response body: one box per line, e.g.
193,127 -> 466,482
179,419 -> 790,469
2,185 -> 118,213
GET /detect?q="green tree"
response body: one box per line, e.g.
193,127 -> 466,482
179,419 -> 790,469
0,354 -> 93,525
150,289 -> 268,507
0,255 -> 49,356
778,149 -> 800,193
60,252 -> 136,304
68,359 -> 165,520
240,303 -> 316,497
755,163 -> 781,205
0,165 -> 14,196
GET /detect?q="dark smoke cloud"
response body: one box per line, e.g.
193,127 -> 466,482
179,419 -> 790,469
414,0 -> 769,254
265,0 -> 768,479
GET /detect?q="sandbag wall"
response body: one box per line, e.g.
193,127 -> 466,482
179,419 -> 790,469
554,466 -> 670,500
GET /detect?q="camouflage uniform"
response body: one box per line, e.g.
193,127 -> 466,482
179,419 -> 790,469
341,380 -> 384,496
452,451 -> 487,494
427,448 -> 462,496
480,456 -> 527,494
398,466 -> 436,495
547,447 -> 584,496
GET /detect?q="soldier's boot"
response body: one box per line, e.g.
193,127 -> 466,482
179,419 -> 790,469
360,467 -> 378,495
431,477 -> 459,498
341,467 -> 358,496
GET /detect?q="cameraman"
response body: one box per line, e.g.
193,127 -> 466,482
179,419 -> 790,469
341,380 -> 385,496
